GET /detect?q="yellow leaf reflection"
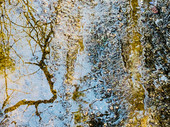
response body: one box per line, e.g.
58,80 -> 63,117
63,3 -> 84,85
73,105 -> 88,126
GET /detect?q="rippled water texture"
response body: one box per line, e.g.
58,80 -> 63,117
0,0 -> 169,126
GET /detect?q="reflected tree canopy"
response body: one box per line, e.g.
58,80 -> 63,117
0,0 -> 169,126
0,0 -> 59,126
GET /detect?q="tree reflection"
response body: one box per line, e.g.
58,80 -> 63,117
0,0 -> 90,126
121,0 -> 149,126
64,8 -> 84,85
0,1 -> 16,121
0,0 -> 59,124
1,0 -> 165,126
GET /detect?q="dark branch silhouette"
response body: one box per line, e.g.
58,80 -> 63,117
4,95 -> 57,113
1,0 -> 59,117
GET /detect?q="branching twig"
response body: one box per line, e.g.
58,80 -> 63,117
4,95 -> 57,113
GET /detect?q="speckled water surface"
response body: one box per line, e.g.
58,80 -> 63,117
0,0 -> 169,126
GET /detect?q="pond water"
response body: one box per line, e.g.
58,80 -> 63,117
0,0 -> 169,127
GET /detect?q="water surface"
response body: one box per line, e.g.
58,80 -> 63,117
0,0 -> 169,126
